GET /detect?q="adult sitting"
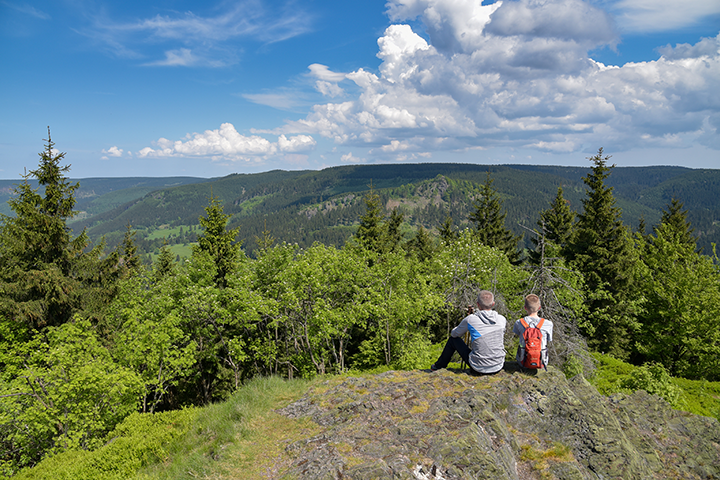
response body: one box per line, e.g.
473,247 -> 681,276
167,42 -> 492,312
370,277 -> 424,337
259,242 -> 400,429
431,290 -> 507,374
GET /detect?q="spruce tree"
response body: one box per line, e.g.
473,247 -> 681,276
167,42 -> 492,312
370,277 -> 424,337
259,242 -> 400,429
529,187 -> 575,265
439,214 -> 458,242
195,194 -> 241,289
541,187 -> 575,248
355,185 -> 385,253
566,148 -> 638,357
658,197 -> 696,249
468,172 -> 521,263
635,202 -> 720,379
153,244 -> 176,282
405,225 -> 435,261
384,208 -> 404,253
0,131 -> 89,329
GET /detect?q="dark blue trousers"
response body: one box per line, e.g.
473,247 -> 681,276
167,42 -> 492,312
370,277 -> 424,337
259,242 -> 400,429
434,336 -> 471,369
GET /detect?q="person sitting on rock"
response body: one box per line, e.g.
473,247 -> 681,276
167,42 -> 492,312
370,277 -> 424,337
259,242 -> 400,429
431,290 -> 507,374
513,294 -> 553,368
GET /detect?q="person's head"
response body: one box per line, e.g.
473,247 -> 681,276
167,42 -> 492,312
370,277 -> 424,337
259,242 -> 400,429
477,290 -> 495,310
524,294 -> 541,314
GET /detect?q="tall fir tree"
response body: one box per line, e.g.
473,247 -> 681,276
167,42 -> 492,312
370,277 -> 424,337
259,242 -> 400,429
634,201 -> 720,380
468,172 -> 521,263
529,187 -> 575,265
355,184 -> 386,253
0,130 -> 110,330
658,197 -> 697,249
566,148 -> 638,357
195,194 -> 242,289
541,187 -> 575,248
384,208 -> 405,253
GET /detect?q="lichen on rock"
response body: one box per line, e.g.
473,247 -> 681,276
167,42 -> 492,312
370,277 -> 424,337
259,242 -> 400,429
277,366 -> 720,479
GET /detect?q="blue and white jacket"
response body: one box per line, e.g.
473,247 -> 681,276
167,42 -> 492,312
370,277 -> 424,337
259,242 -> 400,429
451,309 -> 507,373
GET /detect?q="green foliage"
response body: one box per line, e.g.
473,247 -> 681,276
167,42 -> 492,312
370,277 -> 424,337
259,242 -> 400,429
0,133 -> 136,331
589,352 -> 720,419
195,194 -> 242,289
562,354 -> 585,379
530,187 -> 575,265
433,229 -> 526,319
567,149 -> 639,357
620,362 -> 681,407
391,333 -> 439,371
468,173 -> 521,263
0,318 -> 143,475
671,377 -> 720,420
405,225 -> 436,261
108,275 -> 196,413
9,408 -> 197,480
633,202 -> 720,380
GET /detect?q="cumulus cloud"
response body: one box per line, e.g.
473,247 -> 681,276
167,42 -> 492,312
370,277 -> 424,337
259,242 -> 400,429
341,152 -> 366,163
137,123 -> 316,161
101,146 -> 124,158
277,0 -> 719,157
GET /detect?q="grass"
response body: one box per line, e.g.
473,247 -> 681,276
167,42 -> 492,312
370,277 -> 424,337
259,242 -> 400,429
10,376 -> 313,480
147,243 -> 194,263
588,352 -> 720,420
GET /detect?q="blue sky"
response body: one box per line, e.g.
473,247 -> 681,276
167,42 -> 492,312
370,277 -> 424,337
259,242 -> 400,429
1,0 -> 718,179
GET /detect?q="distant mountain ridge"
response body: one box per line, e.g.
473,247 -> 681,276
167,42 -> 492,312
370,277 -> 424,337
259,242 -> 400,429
2,163 -> 719,259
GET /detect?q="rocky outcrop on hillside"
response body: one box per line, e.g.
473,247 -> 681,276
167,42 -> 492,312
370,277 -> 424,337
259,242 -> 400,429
277,365 -> 720,479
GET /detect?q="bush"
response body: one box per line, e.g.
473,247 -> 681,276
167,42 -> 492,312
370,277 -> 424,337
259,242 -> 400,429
620,362 -> 681,407
10,408 -> 197,480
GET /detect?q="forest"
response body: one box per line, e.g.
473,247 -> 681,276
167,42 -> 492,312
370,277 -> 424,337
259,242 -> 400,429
1,137 -> 719,477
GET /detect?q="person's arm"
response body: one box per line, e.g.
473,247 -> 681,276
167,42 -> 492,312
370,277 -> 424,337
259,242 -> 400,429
450,316 -> 470,337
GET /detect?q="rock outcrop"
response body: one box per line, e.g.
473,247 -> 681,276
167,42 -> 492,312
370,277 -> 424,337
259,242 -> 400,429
277,365 -> 720,479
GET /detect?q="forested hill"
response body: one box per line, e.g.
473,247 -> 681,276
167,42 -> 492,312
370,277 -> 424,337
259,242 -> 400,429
10,162 -> 719,259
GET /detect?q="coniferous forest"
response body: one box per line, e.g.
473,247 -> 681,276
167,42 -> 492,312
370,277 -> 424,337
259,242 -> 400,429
1,136 -> 720,477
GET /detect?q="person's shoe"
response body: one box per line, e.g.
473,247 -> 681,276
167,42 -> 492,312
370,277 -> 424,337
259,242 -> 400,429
430,363 -> 440,371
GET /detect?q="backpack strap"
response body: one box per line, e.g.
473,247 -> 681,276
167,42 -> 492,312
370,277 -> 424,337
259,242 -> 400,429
537,318 -> 545,329
520,318 -> 529,329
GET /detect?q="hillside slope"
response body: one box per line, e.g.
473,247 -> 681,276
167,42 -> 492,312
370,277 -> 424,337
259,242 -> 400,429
6,164 -> 719,257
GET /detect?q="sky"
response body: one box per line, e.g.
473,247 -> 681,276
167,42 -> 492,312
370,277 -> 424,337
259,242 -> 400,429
1,0 -> 719,179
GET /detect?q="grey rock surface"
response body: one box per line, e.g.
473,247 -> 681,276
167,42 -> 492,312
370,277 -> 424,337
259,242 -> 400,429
277,365 -> 720,480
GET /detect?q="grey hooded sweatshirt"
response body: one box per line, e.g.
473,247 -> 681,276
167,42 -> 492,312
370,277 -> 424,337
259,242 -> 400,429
451,309 -> 507,373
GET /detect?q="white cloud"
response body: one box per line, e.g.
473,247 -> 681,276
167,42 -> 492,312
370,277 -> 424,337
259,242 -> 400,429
277,134 -> 317,153
341,152 -> 366,163
277,0 -> 719,157
308,64 -> 346,82
137,123 -> 316,161
101,146 -> 124,158
143,48 -> 198,67
315,81 -> 344,97
612,0 -> 720,33
82,1 -> 313,66
241,91 -> 308,110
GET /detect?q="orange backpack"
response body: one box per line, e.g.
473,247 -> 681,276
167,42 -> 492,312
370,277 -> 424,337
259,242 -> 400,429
520,318 -> 545,369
